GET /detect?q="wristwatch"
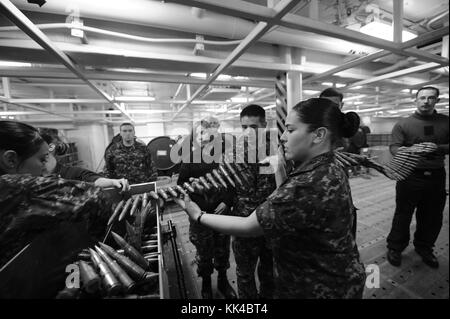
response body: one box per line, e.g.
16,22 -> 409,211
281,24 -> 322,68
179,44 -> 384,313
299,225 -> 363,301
197,211 -> 206,225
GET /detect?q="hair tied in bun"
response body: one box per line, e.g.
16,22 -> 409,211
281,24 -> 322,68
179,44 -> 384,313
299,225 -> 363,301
341,112 -> 360,138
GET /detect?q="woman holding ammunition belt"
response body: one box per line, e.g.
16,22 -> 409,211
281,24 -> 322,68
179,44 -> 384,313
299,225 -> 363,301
177,116 -> 237,299
0,121 -> 111,279
174,99 -> 366,299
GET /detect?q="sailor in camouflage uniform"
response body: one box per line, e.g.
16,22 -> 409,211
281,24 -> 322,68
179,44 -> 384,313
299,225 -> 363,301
104,123 -> 157,184
254,151 -> 365,298
0,121 -> 111,269
231,105 -> 276,299
177,117 -> 237,299
173,98 -> 366,299
0,174 -> 111,268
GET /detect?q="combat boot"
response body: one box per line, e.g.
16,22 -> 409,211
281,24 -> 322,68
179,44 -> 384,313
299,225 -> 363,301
201,276 -> 213,299
217,271 -> 237,299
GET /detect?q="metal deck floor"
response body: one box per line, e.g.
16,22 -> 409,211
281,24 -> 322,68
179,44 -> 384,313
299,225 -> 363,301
163,169 -> 449,299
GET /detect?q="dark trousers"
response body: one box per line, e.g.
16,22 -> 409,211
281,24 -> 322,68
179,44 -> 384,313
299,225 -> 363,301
387,168 -> 447,253
189,221 -> 231,277
233,236 -> 274,299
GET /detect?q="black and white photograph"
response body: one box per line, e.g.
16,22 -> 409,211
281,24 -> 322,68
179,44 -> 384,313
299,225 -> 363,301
0,0 -> 448,308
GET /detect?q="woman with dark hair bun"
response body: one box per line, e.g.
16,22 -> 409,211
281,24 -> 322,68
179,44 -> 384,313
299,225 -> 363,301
173,98 -> 366,299
0,121 -> 111,283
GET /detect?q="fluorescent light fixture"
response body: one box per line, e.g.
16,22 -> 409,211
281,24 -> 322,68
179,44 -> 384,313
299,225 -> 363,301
321,82 -> 333,86
0,60 -> 32,67
227,109 -> 242,113
230,97 -> 253,103
115,96 -> 156,102
263,104 -> 276,110
401,89 -> 410,93
190,73 -> 208,79
217,74 -> 232,81
350,86 -> 363,90
336,83 -> 346,88
354,101 -> 364,105
234,76 -> 249,81
360,19 -> 417,42
303,90 -> 320,95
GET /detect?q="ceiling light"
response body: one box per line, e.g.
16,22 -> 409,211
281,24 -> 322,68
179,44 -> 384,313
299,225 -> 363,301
360,19 -> 417,42
217,74 -> 232,81
350,86 -> 363,90
321,82 -> 333,86
230,97 -> 252,103
303,90 -> 320,95
190,73 -> 208,79
0,60 -> 32,67
263,104 -> 276,110
335,83 -> 346,88
114,96 -> 156,102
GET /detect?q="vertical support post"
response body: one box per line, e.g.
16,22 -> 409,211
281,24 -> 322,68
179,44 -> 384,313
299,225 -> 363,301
309,0 -> 319,19
441,22 -> 449,59
49,89 -> 56,112
275,73 -> 288,140
393,0 -> 404,43
2,77 -> 11,98
186,84 -> 191,101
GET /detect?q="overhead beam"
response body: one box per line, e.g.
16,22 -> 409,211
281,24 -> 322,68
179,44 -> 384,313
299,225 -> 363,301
304,26 -> 450,84
171,0 -> 300,119
304,50 -> 391,84
5,98 -> 276,105
0,0 -> 133,122
346,62 -> 442,88
167,0 -> 449,65
0,67 -> 275,88
0,96 -> 77,120
0,39 -> 306,73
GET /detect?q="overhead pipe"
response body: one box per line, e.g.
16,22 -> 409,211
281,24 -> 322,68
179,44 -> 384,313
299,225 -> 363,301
0,0 -> 134,122
10,0 -> 378,57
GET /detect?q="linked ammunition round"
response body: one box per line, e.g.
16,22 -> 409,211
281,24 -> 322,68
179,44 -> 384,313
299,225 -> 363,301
95,246 -> 136,293
78,260 -> 101,294
89,249 -> 123,296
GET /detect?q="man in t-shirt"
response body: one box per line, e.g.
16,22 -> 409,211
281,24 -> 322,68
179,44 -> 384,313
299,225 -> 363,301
387,86 -> 449,268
